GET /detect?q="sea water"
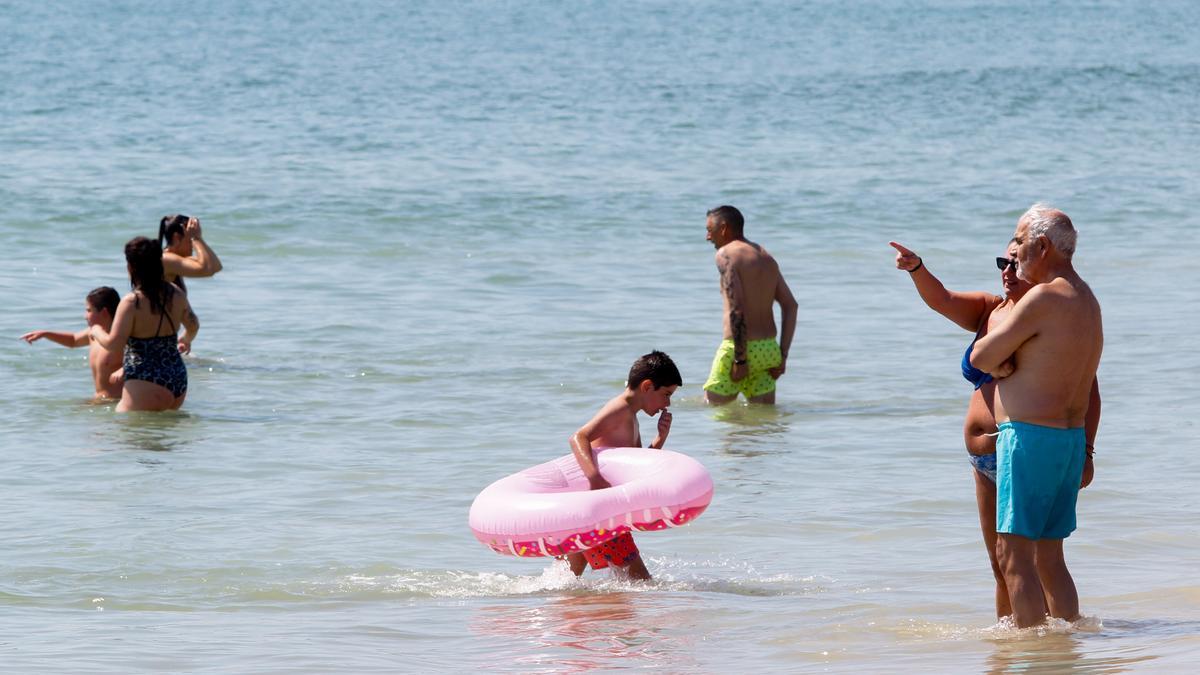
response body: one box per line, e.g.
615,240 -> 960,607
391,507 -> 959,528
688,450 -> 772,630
1,1 -> 1198,671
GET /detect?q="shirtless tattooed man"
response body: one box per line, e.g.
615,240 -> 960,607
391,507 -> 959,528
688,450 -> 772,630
702,205 -> 798,405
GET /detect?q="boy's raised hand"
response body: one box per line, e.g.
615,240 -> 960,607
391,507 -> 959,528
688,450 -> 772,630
652,409 -> 672,448
20,331 -> 46,343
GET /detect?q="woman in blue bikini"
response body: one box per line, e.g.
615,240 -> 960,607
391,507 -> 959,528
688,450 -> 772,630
890,238 -> 1039,619
92,237 -> 200,412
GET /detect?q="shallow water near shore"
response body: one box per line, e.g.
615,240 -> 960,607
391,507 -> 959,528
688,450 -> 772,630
2,0 -> 1199,672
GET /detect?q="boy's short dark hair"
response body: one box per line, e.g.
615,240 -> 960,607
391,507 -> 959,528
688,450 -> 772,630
87,287 -> 120,317
628,350 -> 682,390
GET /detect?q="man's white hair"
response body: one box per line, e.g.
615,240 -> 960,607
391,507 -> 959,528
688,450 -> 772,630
1021,202 -> 1076,257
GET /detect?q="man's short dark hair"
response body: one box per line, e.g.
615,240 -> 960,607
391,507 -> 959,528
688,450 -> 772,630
86,286 -> 120,317
706,205 -> 744,235
628,350 -> 682,390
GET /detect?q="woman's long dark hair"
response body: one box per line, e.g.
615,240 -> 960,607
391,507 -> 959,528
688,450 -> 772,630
125,236 -> 174,315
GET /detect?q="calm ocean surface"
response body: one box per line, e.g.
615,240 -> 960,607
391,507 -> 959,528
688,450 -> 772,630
2,1 -> 1198,671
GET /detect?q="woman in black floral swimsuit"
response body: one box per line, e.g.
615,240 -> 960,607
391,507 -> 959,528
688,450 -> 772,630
91,237 -> 200,412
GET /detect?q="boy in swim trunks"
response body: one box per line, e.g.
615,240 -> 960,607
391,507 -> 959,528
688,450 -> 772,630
21,287 -> 124,400
564,351 -> 682,581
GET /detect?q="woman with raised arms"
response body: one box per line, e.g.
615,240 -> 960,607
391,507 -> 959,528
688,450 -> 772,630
159,214 -> 223,294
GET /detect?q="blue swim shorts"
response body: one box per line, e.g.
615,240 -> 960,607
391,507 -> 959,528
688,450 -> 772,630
996,421 -> 1086,540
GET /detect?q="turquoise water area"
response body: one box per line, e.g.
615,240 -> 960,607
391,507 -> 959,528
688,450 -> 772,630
2,1 -> 1198,671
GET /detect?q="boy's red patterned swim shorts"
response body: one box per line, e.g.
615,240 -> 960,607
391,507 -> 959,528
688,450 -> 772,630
582,532 -> 640,569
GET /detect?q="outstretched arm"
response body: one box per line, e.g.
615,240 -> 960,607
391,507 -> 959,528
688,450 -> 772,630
21,329 -> 88,348
717,250 -> 749,380
889,241 -> 997,332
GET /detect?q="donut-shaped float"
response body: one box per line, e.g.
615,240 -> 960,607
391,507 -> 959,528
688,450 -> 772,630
469,447 -> 714,558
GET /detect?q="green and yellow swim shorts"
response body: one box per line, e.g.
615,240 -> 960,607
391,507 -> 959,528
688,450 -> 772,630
702,338 -> 782,399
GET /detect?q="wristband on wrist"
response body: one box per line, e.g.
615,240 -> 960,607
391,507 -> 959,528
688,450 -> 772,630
909,258 -> 923,273
1085,443 -> 1095,458
733,358 -> 747,366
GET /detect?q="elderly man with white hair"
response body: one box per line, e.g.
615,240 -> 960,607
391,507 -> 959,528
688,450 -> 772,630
970,203 -> 1103,628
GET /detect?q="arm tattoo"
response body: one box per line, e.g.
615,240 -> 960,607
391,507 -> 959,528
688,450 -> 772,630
719,254 -> 747,353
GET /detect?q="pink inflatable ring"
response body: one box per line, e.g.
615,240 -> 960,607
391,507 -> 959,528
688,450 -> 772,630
469,447 -> 714,558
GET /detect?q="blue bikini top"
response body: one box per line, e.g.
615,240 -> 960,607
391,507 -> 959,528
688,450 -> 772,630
962,340 -> 993,390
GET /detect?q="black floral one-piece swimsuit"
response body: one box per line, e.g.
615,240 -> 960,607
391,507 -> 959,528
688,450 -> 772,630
123,310 -> 187,397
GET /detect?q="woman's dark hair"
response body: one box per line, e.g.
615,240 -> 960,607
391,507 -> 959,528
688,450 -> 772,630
159,214 -> 189,249
125,236 -> 174,315
628,350 -> 683,390
86,286 -> 120,317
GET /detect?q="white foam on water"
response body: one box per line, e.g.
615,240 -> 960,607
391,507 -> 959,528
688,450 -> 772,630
982,613 -> 1105,639
324,555 -> 833,601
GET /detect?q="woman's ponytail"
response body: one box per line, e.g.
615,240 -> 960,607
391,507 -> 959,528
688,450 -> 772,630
159,214 -> 189,250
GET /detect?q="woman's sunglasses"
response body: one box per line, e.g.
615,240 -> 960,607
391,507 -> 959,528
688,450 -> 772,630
995,257 -> 1018,271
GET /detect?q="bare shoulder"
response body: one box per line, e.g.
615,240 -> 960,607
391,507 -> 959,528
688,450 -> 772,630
1068,276 -> 1100,302
585,396 -> 634,440
1015,281 -> 1083,321
718,242 -> 762,267
760,246 -> 781,271
593,396 -> 631,424
1038,277 -> 1094,306
1020,283 -> 1057,304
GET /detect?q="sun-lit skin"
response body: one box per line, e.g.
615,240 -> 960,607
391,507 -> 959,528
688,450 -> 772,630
564,355 -> 680,583
970,207 -> 1104,629
21,299 -> 123,399
703,209 -> 798,405
890,238 -> 1036,618
161,216 -> 223,291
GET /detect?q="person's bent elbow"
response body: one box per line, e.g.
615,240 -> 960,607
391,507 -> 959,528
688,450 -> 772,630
197,262 -> 220,278
968,346 -> 998,373
968,350 -> 989,371
203,255 -> 223,276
